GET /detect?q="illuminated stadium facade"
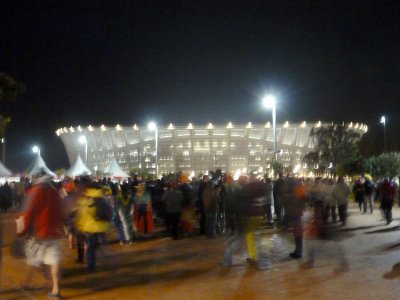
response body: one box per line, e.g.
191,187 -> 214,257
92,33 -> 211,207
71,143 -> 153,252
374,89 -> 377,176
56,122 -> 367,177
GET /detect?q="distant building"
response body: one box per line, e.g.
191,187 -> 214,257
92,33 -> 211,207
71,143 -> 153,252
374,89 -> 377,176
56,121 -> 367,177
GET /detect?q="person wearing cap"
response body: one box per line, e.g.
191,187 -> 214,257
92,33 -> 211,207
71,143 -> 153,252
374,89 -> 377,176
18,172 -> 66,299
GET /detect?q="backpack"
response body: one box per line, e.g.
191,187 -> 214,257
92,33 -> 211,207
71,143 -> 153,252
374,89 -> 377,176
90,197 -> 112,222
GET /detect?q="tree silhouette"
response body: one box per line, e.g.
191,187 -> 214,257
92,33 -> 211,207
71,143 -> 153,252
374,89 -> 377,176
305,124 -> 361,176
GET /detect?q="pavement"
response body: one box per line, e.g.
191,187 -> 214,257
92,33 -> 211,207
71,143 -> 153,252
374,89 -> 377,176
1,203 -> 400,300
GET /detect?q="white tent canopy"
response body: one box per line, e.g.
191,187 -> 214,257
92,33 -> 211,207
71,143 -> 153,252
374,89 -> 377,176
0,161 -> 12,177
27,154 -> 56,177
65,155 -> 92,177
105,158 -> 129,178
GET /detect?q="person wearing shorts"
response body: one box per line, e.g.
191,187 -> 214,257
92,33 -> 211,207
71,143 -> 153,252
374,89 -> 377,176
19,172 -> 66,299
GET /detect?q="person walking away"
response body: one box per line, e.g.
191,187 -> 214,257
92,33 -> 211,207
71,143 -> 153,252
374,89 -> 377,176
18,172 -> 66,299
322,179 -> 337,224
273,173 -> 285,225
378,178 -> 396,224
75,183 -> 112,272
202,182 -> 219,238
196,175 -> 209,235
241,179 -> 267,267
289,178 -> 307,259
179,179 -> 196,236
221,175 -> 241,235
134,183 -> 155,236
162,182 -> 183,239
302,200 -> 348,273
352,177 -> 364,212
363,176 -> 375,214
114,183 -> 135,245
333,177 -> 351,226
264,178 -> 274,225
72,176 -> 92,264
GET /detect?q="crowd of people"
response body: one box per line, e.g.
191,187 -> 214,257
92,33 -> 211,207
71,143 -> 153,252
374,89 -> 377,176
5,170 -> 399,299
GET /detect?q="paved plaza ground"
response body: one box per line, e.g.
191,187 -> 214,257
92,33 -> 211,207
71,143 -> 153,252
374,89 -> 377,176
1,203 -> 400,300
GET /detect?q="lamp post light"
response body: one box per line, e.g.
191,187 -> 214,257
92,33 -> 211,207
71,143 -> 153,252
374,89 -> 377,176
262,95 -> 277,161
79,135 -> 88,165
32,145 -> 40,156
148,122 -> 158,178
380,116 -> 387,153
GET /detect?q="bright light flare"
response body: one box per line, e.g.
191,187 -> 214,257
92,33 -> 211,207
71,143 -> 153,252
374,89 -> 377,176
79,135 -> 87,144
148,122 -> 157,131
262,95 -> 276,109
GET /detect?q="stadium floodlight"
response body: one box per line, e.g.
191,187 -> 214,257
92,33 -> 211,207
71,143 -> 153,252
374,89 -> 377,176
32,145 -> 40,156
262,95 -> 277,161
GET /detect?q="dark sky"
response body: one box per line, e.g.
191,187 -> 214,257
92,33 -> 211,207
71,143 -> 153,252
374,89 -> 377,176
1,1 -> 400,171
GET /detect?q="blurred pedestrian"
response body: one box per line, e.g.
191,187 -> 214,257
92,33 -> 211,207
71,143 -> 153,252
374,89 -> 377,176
114,183 -> 135,245
202,182 -> 219,238
18,172 -> 66,299
264,177 -> 273,224
134,183 -> 155,236
323,179 -> 337,224
363,175 -> 375,214
75,182 -> 112,272
241,179 -> 267,266
223,178 -> 267,269
378,178 -> 396,224
162,181 -> 183,240
196,175 -> 209,235
333,177 -> 351,226
353,177 -> 364,212
289,178 -> 307,259
273,173 -> 285,224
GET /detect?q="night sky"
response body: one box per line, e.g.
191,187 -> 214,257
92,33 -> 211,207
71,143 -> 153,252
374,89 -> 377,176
1,1 -> 400,171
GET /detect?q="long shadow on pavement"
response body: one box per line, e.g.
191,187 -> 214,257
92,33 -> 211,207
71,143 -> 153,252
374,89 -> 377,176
337,224 -> 382,232
64,266 -> 214,299
62,247 -> 211,278
383,262 -> 400,279
365,226 -> 400,234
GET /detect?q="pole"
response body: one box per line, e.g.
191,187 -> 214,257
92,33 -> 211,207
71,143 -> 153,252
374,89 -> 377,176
381,116 -> 387,153
1,138 -> 4,164
272,105 -> 277,161
155,127 -> 158,178
383,122 -> 387,153
85,139 -> 88,165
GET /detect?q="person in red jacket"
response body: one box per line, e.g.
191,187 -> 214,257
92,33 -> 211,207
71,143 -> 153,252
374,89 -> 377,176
18,172 -> 66,299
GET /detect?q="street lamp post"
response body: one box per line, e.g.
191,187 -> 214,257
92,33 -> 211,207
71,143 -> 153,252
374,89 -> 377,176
1,138 -> 5,164
380,116 -> 387,153
262,95 -> 277,161
148,122 -> 158,178
79,135 -> 88,165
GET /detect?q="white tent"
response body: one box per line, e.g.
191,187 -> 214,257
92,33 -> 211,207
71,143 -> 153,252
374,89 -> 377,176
27,154 -> 56,177
65,155 -> 92,177
105,158 -> 129,178
0,161 -> 12,177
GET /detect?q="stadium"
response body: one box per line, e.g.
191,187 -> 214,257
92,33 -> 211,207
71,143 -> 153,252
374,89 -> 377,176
56,121 -> 367,178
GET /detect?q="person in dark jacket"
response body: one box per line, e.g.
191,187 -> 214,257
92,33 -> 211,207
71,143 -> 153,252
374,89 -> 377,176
363,176 -> 375,214
162,182 -> 183,240
352,177 -> 364,212
378,178 -> 396,224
